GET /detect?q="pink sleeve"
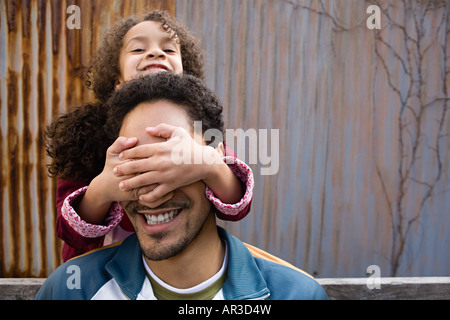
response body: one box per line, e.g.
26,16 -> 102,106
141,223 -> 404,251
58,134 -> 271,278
205,156 -> 254,217
61,186 -> 124,238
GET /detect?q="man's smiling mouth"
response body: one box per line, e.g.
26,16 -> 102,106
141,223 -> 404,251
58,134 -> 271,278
126,198 -> 190,226
142,209 -> 182,225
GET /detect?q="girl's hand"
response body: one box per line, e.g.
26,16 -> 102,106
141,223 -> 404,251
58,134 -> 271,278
76,136 -> 146,224
88,136 -> 157,204
113,123 -> 226,203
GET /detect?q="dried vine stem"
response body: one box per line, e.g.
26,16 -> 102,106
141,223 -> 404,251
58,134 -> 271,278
373,0 -> 449,276
295,0 -> 449,276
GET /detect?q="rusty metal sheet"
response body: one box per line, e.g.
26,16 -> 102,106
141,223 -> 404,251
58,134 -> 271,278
1,0 -> 449,278
0,0 -> 176,277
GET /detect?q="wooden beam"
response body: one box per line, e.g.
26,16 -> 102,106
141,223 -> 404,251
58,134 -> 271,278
317,277 -> 450,300
0,278 -> 45,300
1,277 -> 449,300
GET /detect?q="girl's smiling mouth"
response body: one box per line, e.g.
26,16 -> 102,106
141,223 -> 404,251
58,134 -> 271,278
141,64 -> 169,72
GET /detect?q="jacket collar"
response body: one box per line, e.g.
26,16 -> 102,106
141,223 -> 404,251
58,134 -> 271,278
104,227 -> 270,300
218,228 -> 270,300
104,233 -> 145,300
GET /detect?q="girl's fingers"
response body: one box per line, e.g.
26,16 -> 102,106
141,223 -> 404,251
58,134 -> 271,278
114,158 -> 156,176
119,144 -> 157,160
108,137 -> 137,156
136,184 -> 158,196
119,124 -> 187,161
119,171 -> 161,191
139,187 -> 175,205
146,123 -> 178,139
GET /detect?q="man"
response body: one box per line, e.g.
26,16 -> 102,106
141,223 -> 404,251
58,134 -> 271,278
36,73 -> 328,300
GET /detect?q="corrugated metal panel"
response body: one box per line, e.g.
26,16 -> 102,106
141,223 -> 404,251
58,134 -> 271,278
1,0 -> 449,279
177,0 -> 450,277
0,0 -> 176,277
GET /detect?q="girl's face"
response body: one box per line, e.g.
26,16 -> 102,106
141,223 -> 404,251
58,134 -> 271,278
117,21 -> 183,87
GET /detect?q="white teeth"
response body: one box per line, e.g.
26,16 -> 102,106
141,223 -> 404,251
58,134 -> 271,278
144,210 -> 179,225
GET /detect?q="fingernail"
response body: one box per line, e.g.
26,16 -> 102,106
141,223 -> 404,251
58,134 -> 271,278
119,182 -> 125,190
113,167 -> 118,174
119,152 -> 124,160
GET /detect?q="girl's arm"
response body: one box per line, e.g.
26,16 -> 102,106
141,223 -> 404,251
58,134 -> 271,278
55,136 -> 141,262
55,179 -> 100,246
55,179 -> 107,262
60,185 -> 124,239
206,156 -> 253,221
73,136 -> 139,225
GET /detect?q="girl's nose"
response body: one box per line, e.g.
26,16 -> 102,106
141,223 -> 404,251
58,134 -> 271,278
146,47 -> 166,59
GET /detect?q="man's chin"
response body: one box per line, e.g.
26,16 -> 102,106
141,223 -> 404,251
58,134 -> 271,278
139,231 -> 190,262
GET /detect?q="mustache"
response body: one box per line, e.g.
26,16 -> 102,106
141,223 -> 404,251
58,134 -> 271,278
125,199 -> 192,214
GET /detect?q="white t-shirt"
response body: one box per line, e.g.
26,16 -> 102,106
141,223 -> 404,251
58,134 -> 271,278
141,243 -> 229,300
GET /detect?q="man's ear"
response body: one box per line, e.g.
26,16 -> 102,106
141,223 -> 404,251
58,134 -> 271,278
215,142 -> 225,157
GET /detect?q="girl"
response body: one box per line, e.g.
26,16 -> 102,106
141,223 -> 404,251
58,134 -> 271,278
46,10 -> 253,262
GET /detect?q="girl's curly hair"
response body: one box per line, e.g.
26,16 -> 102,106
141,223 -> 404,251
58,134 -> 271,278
86,10 -> 205,102
45,103 -> 113,182
46,10 -> 205,181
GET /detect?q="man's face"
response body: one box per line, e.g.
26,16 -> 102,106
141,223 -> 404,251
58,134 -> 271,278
119,100 -> 213,261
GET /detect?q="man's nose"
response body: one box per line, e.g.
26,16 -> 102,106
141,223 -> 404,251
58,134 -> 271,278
138,191 -> 175,208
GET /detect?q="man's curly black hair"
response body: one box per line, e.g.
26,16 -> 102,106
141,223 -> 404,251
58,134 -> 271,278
105,72 -> 224,146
